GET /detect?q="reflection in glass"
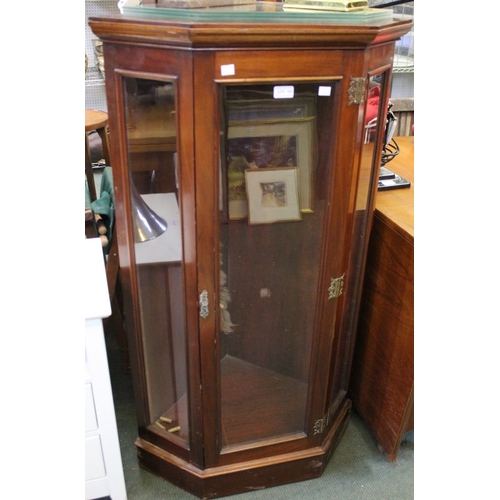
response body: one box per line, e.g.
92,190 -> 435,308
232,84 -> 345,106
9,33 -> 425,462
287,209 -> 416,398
130,182 -> 168,243
123,77 -> 189,448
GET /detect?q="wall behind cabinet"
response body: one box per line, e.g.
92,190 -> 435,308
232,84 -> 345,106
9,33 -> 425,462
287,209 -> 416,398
85,0 -> 120,111
390,2 -> 414,99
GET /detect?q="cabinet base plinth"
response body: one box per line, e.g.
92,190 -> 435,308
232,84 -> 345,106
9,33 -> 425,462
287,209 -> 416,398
135,401 -> 351,499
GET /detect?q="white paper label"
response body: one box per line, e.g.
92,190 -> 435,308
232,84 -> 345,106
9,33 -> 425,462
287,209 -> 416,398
220,64 -> 235,76
318,86 -> 332,96
273,86 -> 294,99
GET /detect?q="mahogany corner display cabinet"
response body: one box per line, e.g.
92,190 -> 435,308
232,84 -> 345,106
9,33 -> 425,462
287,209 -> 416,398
89,4 -> 412,498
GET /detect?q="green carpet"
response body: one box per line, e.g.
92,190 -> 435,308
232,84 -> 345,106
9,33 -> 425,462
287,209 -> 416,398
105,329 -> 413,500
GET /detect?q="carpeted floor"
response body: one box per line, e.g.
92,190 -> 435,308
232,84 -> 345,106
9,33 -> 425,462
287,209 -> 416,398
103,327 -> 414,500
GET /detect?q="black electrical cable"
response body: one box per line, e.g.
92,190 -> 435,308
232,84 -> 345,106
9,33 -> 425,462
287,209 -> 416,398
370,0 -> 413,8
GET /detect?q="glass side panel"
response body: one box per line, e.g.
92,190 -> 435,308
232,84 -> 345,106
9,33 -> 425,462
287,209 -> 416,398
345,72 -> 385,297
351,71 -> 387,290
218,83 -> 336,451
329,71 -> 388,401
122,76 -> 189,449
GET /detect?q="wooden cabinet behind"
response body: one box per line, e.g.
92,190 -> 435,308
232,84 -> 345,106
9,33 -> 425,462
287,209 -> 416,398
349,136 -> 414,462
90,6 -> 412,498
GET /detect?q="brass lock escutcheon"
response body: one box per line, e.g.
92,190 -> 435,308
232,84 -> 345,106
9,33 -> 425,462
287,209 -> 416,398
328,273 -> 345,300
199,290 -> 209,319
348,76 -> 366,105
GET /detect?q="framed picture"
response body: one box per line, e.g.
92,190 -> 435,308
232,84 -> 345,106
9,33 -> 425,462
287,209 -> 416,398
245,167 -> 302,225
227,118 -> 315,220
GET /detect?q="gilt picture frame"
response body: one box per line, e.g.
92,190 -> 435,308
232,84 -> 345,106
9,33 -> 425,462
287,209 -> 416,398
245,167 -> 302,225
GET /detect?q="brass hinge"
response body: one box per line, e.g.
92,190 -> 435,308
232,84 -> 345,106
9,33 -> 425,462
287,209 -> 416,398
348,76 -> 366,105
313,413 -> 329,435
199,290 -> 209,319
328,273 -> 345,300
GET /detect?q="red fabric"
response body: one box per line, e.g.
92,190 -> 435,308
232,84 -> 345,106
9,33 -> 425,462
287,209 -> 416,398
365,85 -> 380,125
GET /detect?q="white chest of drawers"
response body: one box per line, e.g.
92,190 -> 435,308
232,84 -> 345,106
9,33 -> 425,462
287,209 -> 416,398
85,238 -> 127,500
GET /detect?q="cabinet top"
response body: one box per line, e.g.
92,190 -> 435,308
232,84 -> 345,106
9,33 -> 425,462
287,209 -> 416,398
89,1 -> 412,49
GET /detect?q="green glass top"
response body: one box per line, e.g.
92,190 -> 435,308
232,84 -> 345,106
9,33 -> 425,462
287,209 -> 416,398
120,0 -> 394,24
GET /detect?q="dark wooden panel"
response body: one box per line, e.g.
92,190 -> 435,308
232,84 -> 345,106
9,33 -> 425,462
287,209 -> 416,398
224,208 -> 325,382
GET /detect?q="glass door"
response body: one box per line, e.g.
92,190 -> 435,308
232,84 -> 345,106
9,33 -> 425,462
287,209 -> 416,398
121,75 -> 190,450
217,82 -> 338,452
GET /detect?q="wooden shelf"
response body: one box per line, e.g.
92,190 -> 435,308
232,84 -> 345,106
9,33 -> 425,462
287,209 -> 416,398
220,356 -> 308,449
156,355 -> 308,449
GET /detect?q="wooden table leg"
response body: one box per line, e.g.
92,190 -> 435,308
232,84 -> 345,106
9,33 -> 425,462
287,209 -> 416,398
85,135 -> 97,202
96,125 -> 112,167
